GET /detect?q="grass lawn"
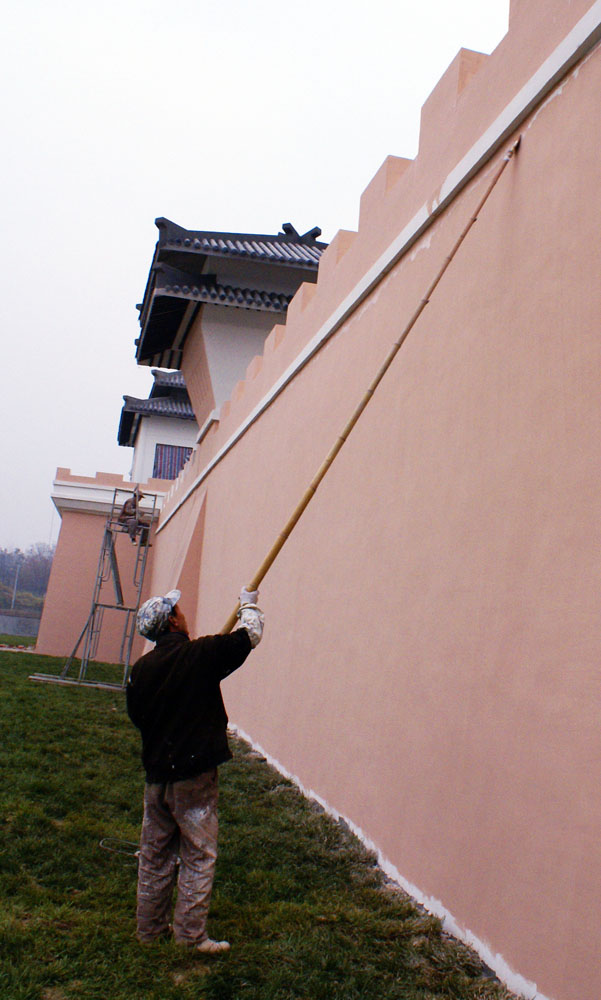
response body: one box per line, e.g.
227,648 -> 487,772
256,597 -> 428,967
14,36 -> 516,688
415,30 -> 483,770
1,652 -> 517,1000
0,633 -> 36,647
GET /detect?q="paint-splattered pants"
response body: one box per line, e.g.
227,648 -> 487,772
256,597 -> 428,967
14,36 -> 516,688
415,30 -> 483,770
136,770 -> 219,944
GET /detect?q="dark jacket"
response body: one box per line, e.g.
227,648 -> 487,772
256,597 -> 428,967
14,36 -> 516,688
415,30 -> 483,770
126,628 -> 252,783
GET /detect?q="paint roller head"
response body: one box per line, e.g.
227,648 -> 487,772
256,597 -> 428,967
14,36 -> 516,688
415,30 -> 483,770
505,135 -> 522,160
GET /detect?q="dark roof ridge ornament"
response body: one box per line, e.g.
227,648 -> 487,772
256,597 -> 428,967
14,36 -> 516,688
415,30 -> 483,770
154,217 -> 189,248
281,222 -> 322,244
155,216 -> 324,247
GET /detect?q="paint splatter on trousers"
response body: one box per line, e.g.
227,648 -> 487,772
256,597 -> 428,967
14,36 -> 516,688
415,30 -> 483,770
136,770 -> 219,944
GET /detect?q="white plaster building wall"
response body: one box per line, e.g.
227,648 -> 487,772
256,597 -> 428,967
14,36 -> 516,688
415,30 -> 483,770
210,260 -> 312,295
202,307 -> 277,410
130,416 -> 198,482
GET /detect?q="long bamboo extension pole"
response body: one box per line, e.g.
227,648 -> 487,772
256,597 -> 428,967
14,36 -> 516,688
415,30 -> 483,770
222,137 -> 521,634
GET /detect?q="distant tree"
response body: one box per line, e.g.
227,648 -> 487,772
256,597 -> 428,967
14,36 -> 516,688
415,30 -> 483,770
0,543 -> 56,608
18,543 -> 56,596
0,549 -> 23,592
0,581 -> 43,613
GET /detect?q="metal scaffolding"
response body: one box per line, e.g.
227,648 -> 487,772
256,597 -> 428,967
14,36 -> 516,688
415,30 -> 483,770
30,487 -> 159,691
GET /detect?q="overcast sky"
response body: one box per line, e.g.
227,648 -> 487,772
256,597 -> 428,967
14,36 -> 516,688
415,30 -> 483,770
1,0 -> 509,552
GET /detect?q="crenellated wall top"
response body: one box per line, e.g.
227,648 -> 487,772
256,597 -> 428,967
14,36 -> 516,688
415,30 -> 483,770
156,0 -> 601,532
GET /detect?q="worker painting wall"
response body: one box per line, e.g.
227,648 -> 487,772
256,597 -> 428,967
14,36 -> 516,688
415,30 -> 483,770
142,2 -> 601,998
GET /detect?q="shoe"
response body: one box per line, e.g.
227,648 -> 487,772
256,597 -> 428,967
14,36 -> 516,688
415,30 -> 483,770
195,938 -> 230,955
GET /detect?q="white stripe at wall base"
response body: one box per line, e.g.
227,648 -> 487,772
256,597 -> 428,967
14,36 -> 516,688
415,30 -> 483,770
231,725 -> 553,1000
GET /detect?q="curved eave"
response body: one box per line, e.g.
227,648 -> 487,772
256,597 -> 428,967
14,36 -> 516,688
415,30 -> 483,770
135,292 -> 196,366
135,283 -> 292,367
159,243 -> 324,271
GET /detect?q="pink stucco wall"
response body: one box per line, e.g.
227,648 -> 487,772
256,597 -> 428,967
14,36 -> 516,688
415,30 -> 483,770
137,4 -> 600,997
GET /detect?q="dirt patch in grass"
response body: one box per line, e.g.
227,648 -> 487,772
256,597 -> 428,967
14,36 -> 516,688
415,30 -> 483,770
171,964 -> 212,986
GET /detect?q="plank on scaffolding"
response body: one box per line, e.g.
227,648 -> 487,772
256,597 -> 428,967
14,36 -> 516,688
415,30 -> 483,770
106,531 -> 124,606
29,673 -> 124,692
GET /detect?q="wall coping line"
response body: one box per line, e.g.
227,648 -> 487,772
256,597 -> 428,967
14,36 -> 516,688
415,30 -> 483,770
157,0 -> 601,534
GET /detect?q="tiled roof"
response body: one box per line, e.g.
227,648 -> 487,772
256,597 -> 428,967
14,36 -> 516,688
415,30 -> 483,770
151,369 -> 186,389
158,276 -> 291,313
135,218 -> 328,367
118,381 -> 196,448
121,396 -> 195,420
162,233 -> 323,267
156,218 -> 326,269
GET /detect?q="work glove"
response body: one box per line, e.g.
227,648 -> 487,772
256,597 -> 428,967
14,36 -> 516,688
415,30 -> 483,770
237,605 -> 264,648
239,586 -> 259,607
237,586 -> 263,648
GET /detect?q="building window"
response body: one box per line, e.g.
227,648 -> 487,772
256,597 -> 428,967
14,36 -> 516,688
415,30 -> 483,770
153,444 -> 193,480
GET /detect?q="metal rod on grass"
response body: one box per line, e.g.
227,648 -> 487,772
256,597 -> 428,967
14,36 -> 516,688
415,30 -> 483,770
221,137 -> 521,634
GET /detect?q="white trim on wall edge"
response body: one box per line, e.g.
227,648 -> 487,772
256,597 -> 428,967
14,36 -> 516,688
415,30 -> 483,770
195,409 -> 220,446
158,0 -> 601,533
51,480 -> 165,517
231,724 -> 553,1000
